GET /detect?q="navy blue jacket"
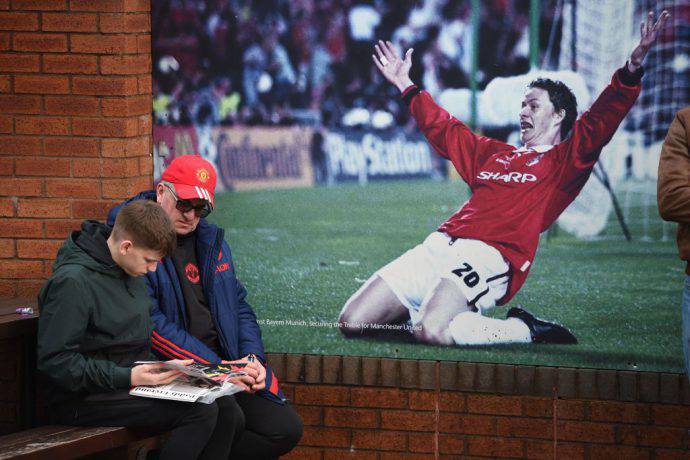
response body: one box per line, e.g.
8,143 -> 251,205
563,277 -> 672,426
108,192 -> 285,403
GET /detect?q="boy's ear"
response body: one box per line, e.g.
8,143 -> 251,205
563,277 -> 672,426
119,239 -> 133,255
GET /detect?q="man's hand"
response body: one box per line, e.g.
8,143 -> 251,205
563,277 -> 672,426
222,355 -> 266,393
131,362 -> 186,386
372,40 -> 415,93
627,10 -> 670,73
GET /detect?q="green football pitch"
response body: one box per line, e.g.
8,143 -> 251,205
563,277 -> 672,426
209,179 -> 684,373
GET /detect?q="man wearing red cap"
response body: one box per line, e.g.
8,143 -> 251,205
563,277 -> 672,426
108,155 -> 302,459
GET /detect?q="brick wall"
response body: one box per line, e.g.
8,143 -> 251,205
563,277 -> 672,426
0,0 -> 153,298
0,3 -> 688,458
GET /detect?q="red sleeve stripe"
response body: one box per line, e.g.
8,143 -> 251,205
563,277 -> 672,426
152,340 -> 186,360
152,330 -> 211,364
268,370 -> 279,396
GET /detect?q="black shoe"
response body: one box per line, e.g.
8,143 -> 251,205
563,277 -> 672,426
507,307 -> 578,344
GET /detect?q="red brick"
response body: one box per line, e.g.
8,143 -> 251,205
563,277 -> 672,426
408,390 -> 436,410
0,238 -> 14,257
557,421 -> 615,444
42,13 -> 97,32
12,0 -> 67,10
43,259 -> 53,277
522,397 -> 555,419
101,177 -> 139,198
137,74 -> 151,93
72,117 -> 137,137
0,74 -> 9,92
44,96 -> 99,116
43,54 -> 97,74
0,1 -> 7,10
652,405 -> 690,427
124,0 -> 149,12
300,426 -> 350,448
439,413 -> 495,435
137,113 -> 150,135
72,158 -> 100,177
16,239 -> 62,259
380,410 -> 435,432
0,197 -> 14,216
293,405 -> 321,426
655,449 -> 690,460
72,199 -> 112,219
557,399 -> 585,420
282,447 -> 322,460
46,178 -> 99,198
636,426 -> 684,448
70,0 -> 126,12
293,385 -> 349,406
439,392 -> 465,413
15,280 -> 44,297
16,157 -> 70,176
0,218 -> 41,237
323,451 -> 376,460
0,134 -> 40,154
99,13 -> 149,33
407,432 -> 435,453
102,95 -> 151,116
495,416 -> 552,439
73,76 -> 138,96
3,259 -> 42,278
0,53 -> 39,72
467,436 -> 524,458
45,137 -> 99,157
0,156 -> 13,175
467,394 -> 521,416
104,137 -> 152,158
100,54 -> 150,75
380,454 -> 433,460
438,433 -> 464,455
351,388 -> 407,408
70,34 -> 137,54
525,441 -> 585,460
44,218 -> 80,238
13,33 -> 67,52
0,115 -> 10,133
589,445 -> 651,460
0,32 -> 8,50
14,75 -> 69,94
17,198 -> 70,218
352,430 -> 406,451
0,177 -> 42,196
0,279 -> 16,297
324,408 -> 378,429
15,116 -> 69,135
590,401 -> 649,424
0,95 -> 41,114
0,12 -> 38,30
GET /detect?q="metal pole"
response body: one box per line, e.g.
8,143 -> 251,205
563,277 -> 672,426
470,0 -> 479,130
529,0 -> 540,69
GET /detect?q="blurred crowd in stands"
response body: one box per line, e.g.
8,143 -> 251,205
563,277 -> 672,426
152,0 -> 560,128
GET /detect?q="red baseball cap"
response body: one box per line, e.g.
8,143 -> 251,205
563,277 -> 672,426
161,155 -> 217,208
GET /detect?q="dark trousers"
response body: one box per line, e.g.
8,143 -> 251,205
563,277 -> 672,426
232,392 -> 303,459
52,392 -> 243,460
52,392 -> 302,460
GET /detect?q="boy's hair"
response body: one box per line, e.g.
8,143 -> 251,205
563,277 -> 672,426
112,200 -> 176,256
528,78 -> 578,139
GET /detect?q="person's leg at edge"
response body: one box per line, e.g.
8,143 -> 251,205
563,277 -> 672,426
198,395 -> 245,460
231,392 -> 303,459
682,275 -> 690,381
338,274 -> 409,336
51,394 -> 225,460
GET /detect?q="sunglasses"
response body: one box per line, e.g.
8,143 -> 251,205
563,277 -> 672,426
164,184 -> 212,218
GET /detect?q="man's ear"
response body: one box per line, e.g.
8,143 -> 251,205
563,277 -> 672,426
155,183 -> 166,204
119,239 -> 133,255
553,108 -> 566,124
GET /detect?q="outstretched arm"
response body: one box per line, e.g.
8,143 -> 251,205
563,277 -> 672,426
627,10 -> 670,73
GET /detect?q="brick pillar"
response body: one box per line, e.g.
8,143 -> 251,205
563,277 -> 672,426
0,0 -> 152,298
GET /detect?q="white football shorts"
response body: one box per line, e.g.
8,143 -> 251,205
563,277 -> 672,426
377,232 -> 510,325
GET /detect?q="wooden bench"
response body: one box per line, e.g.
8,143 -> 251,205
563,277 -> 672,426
0,425 -> 164,460
0,299 -> 164,459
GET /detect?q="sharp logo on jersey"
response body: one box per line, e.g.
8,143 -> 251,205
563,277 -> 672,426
477,171 -> 537,183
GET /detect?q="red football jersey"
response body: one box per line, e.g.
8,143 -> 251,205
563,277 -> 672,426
406,69 -> 641,305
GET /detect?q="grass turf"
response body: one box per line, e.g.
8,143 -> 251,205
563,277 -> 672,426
209,179 -> 683,372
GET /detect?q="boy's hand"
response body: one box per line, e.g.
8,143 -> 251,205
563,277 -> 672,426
130,363 -> 183,386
